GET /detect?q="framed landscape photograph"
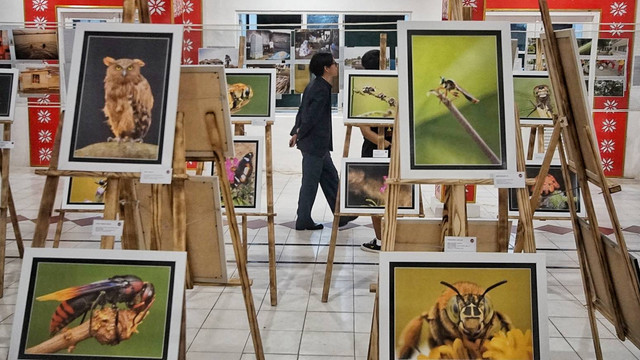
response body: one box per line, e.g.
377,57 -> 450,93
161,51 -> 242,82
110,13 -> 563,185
9,248 -> 186,360
225,68 -> 276,121
245,30 -> 291,60
16,62 -> 60,95
508,162 -> 583,218
294,29 -> 339,60
12,29 -> 58,60
60,176 -> 107,210
513,72 -> 555,124
57,23 -> 183,172
344,70 -> 398,124
340,158 -> 418,215
0,68 -> 19,120
198,47 -> 239,67
397,21 -> 516,179
380,252 -> 548,360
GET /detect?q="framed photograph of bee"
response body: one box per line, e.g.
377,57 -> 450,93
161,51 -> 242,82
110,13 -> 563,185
379,252 -> 549,360
507,161 -> 584,218
0,68 -> 19,120
60,176 -> 107,210
397,21 -> 517,180
340,158 -> 419,215
57,23 -> 183,172
513,72 -> 556,125
224,68 -> 276,122
344,70 -> 398,125
9,248 -> 186,360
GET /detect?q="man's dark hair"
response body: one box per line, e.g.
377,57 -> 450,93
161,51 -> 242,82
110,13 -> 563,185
361,49 -> 380,70
309,52 -> 334,77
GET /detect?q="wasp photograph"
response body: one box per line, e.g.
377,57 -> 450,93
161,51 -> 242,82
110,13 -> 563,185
513,73 -> 556,123
225,69 -> 275,119
379,252 -> 548,360
345,70 -> 398,124
10,249 -> 186,360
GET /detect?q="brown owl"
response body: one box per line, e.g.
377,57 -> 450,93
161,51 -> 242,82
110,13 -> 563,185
102,57 -> 154,143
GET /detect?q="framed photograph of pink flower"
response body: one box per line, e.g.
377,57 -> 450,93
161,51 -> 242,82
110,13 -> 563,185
340,158 -> 419,215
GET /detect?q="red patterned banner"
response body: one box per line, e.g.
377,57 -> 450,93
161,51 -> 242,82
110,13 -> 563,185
27,94 -> 60,166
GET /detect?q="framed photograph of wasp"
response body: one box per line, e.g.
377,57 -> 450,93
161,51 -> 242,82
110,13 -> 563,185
397,21 -> 516,180
9,248 -> 186,360
344,70 -> 398,125
56,23 -> 183,172
379,252 -> 549,360
224,68 -> 276,122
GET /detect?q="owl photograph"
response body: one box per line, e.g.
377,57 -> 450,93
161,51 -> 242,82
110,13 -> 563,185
58,23 -> 183,172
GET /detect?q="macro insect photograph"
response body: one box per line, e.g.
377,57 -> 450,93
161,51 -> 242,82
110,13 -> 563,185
10,248 -> 186,360
513,73 -> 556,123
56,23 -> 182,172
220,138 -> 262,210
398,23 -> 515,179
225,69 -> 275,119
379,252 -> 548,360
61,176 -> 108,210
345,70 -> 398,124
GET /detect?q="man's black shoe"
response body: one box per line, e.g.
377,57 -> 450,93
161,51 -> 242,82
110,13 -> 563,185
295,223 -> 324,231
338,216 -> 358,227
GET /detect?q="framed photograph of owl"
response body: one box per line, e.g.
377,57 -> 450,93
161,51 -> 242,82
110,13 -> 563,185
57,23 -> 183,172
60,176 -> 107,210
0,68 -> 19,121
224,68 -> 276,122
379,252 -> 549,360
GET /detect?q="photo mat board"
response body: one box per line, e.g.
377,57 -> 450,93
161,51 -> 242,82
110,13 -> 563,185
0,68 -> 19,120
225,68 -> 276,122
344,70 -> 398,125
60,176 -> 107,210
398,21 -> 516,179
9,248 -> 186,360
340,158 -> 418,215
379,252 -> 548,360
513,72 -> 556,125
57,23 -> 183,172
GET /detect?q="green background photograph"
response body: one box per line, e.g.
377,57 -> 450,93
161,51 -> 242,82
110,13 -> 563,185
513,75 -> 555,120
349,75 -> 398,119
227,74 -> 271,116
25,262 -> 173,358
410,33 -> 503,166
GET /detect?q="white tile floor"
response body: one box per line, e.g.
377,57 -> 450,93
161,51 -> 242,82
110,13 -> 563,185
2,167 -> 640,360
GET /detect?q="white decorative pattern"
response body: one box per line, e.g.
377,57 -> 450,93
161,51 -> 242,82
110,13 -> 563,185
600,139 -> 615,153
148,0 -> 166,15
183,19 -> 193,33
32,0 -> 48,12
173,0 -> 184,16
610,2 -> 628,16
609,23 -> 624,36
38,147 -> 52,162
182,57 -> 193,65
38,129 -> 52,143
603,100 -> 618,112
602,119 -> 617,132
33,16 -> 47,29
37,109 -> 51,124
183,38 -> 193,52
37,94 -> 50,105
462,0 -> 478,8
183,0 -> 194,14
602,158 -> 614,171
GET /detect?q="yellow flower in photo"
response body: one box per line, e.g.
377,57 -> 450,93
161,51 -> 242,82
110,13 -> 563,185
427,338 -> 473,359
482,329 -> 533,360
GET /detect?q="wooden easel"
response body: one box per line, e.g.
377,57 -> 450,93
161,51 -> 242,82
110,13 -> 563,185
536,1 -> 640,358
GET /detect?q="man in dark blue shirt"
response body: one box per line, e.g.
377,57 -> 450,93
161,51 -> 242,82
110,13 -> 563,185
289,53 -> 356,230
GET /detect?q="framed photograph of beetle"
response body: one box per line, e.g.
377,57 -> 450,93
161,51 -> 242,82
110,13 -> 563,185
507,161 -> 584,218
57,23 -> 183,172
60,176 -> 107,210
9,248 -> 186,360
379,252 -> 548,360
513,72 -> 556,125
224,68 -> 276,122
340,158 -> 418,215
344,70 -> 398,125
0,68 -> 19,120
397,21 -> 516,180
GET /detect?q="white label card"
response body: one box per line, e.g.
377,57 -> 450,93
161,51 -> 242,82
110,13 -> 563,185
251,118 -> 267,126
372,149 -> 388,158
140,168 -> 173,184
0,141 -> 15,149
444,236 -> 477,252
92,220 -> 124,237
493,172 -> 526,188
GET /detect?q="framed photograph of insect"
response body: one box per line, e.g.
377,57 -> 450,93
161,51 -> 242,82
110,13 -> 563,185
507,161 -> 584,218
225,68 -> 276,121
344,70 -> 398,125
9,248 -> 186,360
60,176 -> 107,210
340,158 -> 419,215
57,23 -> 183,172
513,72 -> 556,125
379,252 -> 549,360
0,68 -> 19,120
397,21 -> 516,180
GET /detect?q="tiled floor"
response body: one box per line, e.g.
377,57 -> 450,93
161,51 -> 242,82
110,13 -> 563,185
2,167 -> 640,359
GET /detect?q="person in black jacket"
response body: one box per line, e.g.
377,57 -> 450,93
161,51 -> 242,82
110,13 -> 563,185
289,52 -> 357,230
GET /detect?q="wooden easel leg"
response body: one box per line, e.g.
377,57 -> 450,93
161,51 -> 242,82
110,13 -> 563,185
7,186 -> 24,257
178,291 -> 187,360
32,175 -> 60,248
100,177 -> 120,249
367,293 -> 379,360
265,123 -> 277,306
526,126 -> 537,160
0,132 -> 9,298
53,210 -> 65,248
441,184 -> 467,241
497,188 -> 510,252
241,214 -> 248,257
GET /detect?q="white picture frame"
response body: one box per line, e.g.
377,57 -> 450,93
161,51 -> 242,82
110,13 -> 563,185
343,69 -> 398,125
59,176 -> 106,210
0,68 -> 19,120
224,68 -> 276,122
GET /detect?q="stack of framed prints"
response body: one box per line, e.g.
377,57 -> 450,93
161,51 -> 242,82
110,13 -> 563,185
0,68 -> 18,120
379,252 -> 548,360
397,21 -> 516,179
344,70 -> 397,125
225,68 -> 276,122
9,248 -> 186,359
